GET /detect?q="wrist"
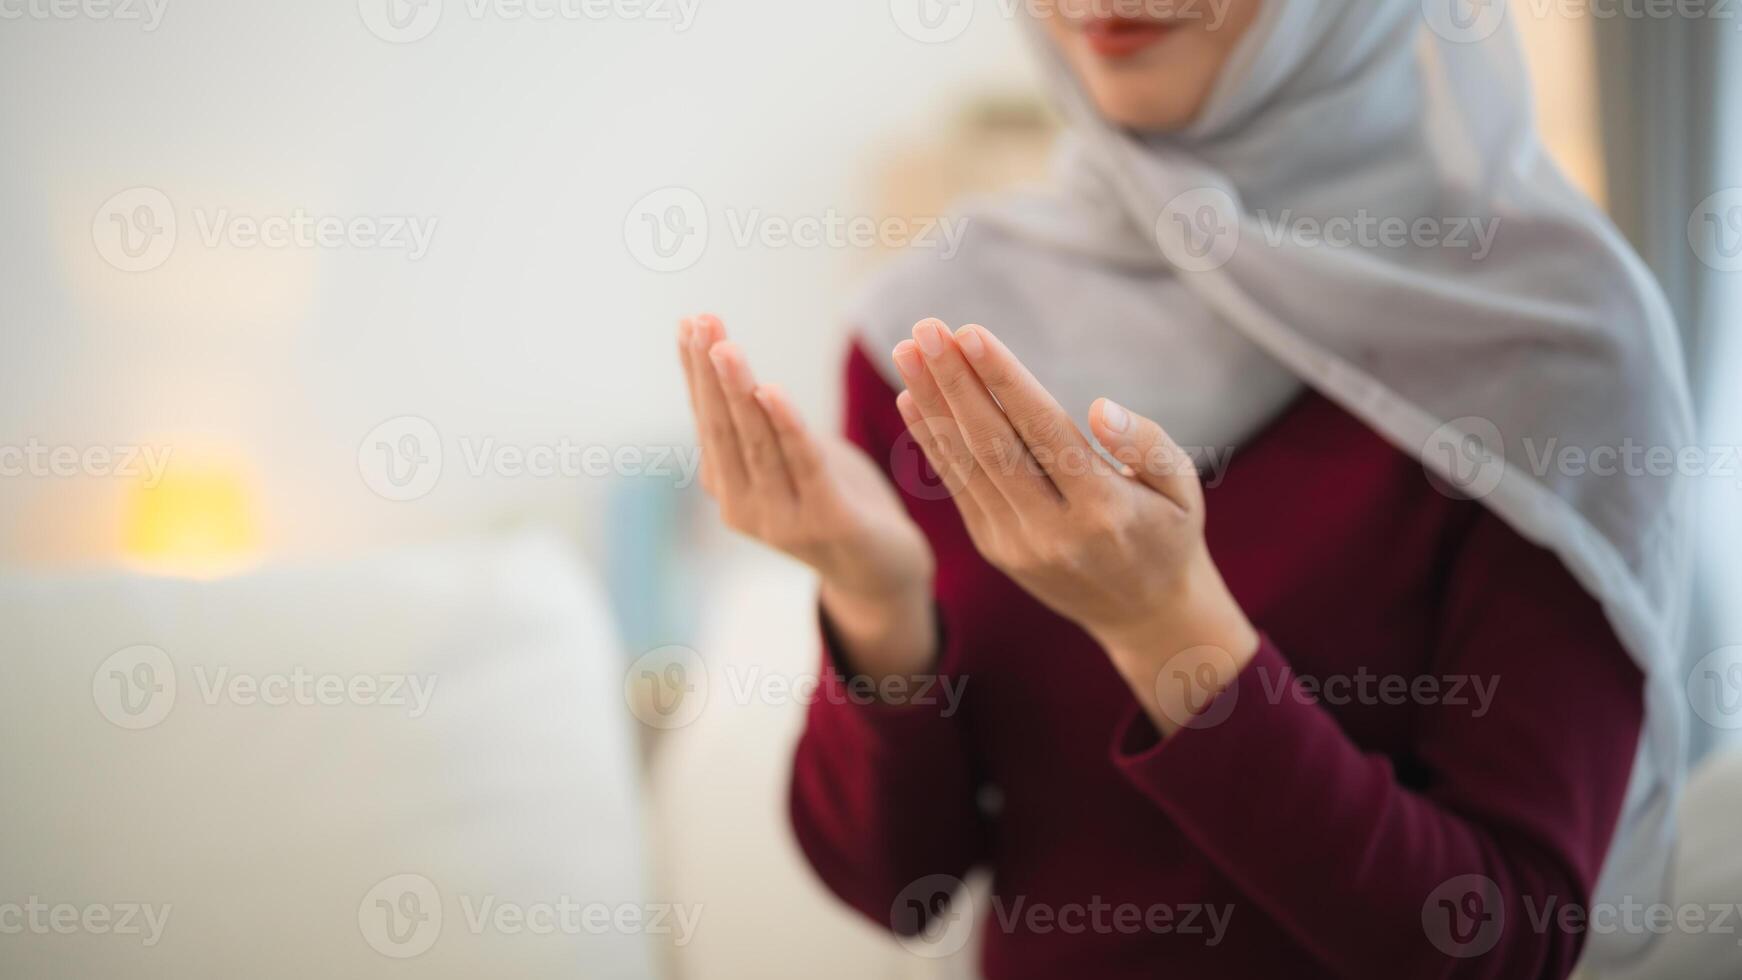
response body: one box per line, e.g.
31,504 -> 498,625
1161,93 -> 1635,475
1099,556 -> 1254,660
818,575 -> 938,683
1094,555 -> 1260,735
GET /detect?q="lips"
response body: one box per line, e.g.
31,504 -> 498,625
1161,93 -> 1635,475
1080,17 -> 1177,59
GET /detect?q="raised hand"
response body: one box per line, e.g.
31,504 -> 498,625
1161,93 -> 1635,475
889,318 -> 1260,733
679,314 -> 938,680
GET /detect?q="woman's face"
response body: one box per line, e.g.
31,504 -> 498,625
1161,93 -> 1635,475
1040,0 -> 1264,131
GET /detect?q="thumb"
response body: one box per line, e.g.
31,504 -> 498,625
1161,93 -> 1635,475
1090,398 -> 1202,510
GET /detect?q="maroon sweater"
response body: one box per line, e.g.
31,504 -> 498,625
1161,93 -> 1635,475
788,345 -> 1645,979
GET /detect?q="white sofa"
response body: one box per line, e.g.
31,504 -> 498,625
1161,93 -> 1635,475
0,532 -> 657,979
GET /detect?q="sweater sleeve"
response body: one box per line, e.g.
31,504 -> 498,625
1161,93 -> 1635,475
1110,507 -> 1646,979
787,341 -> 987,937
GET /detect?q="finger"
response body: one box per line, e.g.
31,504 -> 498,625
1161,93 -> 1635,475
892,341 -> 1007,523
687,314 -> 750,496
894,388 -> 989,531
753,383 -> 825,499
1090,397 -> 1201,512
677,317 -> 706,445
678,317 -> 701,408
710,341 -> 796,502
909,318 -> 1059,510
954,323 -> 1102,500
677,317 -> 715,490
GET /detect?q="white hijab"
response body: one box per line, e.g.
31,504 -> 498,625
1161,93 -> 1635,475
856,0 -> 1694,965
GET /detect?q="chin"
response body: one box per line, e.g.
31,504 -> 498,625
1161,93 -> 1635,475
1080,78 -> 1201,132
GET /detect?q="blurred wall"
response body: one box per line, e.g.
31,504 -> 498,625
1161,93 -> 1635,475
0,0 -> 1033,572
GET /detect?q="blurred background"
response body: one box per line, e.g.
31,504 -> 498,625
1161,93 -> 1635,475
2,2 -> 1740,978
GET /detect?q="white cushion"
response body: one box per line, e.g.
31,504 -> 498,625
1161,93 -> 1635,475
0,532 -> 657,979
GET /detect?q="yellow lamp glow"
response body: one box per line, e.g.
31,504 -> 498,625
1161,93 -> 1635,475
121,459 -> 261,579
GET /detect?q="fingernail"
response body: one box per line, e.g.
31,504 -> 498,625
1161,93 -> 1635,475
892,341 -> 922,381
915,320 -> 947,358
1101,399 -> 1131,434
678,318 -> 693,344
955,325 -> 985,361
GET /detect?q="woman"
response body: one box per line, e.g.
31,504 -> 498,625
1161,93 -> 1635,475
676,1 -> 1693,976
